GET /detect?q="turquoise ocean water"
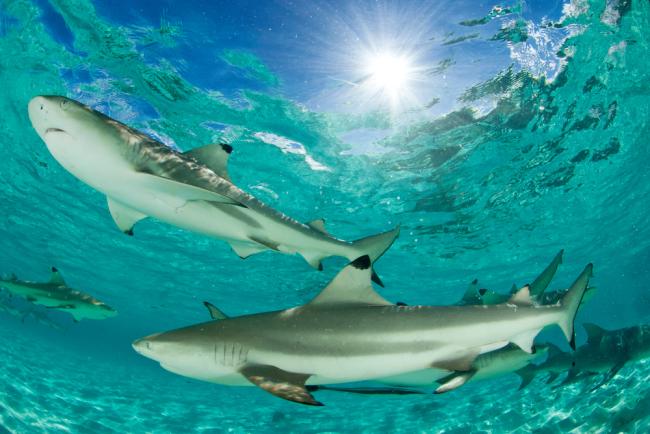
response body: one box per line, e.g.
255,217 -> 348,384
1,0 -> 649,432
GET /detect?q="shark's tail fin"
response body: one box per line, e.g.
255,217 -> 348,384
557,264 -> 593,350
351,225 -> 400,287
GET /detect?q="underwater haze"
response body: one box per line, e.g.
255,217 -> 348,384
1,0 -> 650,432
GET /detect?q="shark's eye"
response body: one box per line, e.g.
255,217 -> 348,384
60,99 -> 69,110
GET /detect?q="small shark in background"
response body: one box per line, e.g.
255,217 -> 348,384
28,96 -> 399,285
133,255 -> 592,405
517,323 -> 650,391
458,250 -> 597,306
0,293 -> 65,330
0,268 -> 117,321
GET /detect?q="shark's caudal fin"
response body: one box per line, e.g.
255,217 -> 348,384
529,249 -> 564,297
558,264 -> 594,350
351,225 -> 400,287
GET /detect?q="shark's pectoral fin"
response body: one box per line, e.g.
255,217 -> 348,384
511,329 -> 541,353
434,370 -> 476,394
545,371 -> 561,384
135,172 -> 244,208
515,368 -> 537,390
228,241 -> 268,259
107,197 -> 148,235
46,304 -> 76,309
240,365 -> 323,406
309,385 -> 425,395
202,301 -> 228,320
183,143 -> 232,182
590,361 -> 625,392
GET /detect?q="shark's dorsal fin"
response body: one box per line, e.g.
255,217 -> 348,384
203,301 -> 228,320
307,219 -> 328,235
510,283 -> 518,294
583,323 -> 606,346
307,255 -> 392,307
49,267 -> 66,286
507,285 -> 534,306
458,279 -> 479,304
107,197 -> 148,235
184,143 -> 232,182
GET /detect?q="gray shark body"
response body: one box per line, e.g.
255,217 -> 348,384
133,256 -> 592,405
0,268 -> 116,321
517,323 -> 650,390
28,96 -> 398,281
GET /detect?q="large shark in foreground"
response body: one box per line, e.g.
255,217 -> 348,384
517,323 -> 650,391
28,96 -> 399,284
133,256 -> 592,405
0,268 -> 117,321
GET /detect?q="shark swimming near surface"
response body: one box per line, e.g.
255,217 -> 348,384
28,96 -> 399,284
133,255 -> 592,405
0,268 -> 117,321
517,323 -> 650,391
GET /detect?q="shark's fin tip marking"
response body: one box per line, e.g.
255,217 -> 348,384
351,255 -> 371,270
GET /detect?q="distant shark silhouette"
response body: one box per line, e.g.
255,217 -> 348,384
133,255 -> 592,405
0,268 -> 117,321
516,323 -> 650,391
28,96 -> 399,285
458,250 -> 597,306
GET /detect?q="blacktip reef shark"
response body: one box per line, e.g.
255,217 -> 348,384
133,255 -> 592,405
0,268 -> 117,321
28,96 -> 399,284
517,323 -> 650,391
458,249 -> 596,306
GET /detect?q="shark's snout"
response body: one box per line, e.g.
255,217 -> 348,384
132,333 -> 162,357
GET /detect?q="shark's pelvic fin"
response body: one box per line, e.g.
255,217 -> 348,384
301,251 -> 324,271
134,172 -> 244,207
511,329 -> 541,353
107,197 -> 148,235
240,365 -> 323,406
434,370 -> 476,394
307,255 -> 392,307
431,350 -> 479,372
203,301 -> 228,320
507,286 -> 534,306
228,241 -> 268,259
183,143 -> 232,182
515,367 -> 537,390
307,219 -> 329,235
49,267 -> 66,286
583,323 -> 607,346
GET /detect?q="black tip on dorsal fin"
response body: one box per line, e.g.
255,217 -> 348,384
220,143 -> 233,154
371,269 -> 384,287
51,267 -> 58,272
479,288 -> 487,296
570,335 -> 576,351
472,279 -> 478,285
351,255 -> 371,270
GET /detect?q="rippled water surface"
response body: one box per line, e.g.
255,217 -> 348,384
1,0 -> 649,432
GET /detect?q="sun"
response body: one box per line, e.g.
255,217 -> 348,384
363,51 -> 414,98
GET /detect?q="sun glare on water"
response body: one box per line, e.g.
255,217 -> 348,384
364,52 -> 414,98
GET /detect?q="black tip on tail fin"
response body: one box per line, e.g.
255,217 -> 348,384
351,255 -> 371,270
371,268 -> 384,287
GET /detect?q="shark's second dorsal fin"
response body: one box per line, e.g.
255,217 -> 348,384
307,219 -> 329,235
203,301 -> 228,320
458,279 -> 479,304
583,323 -> 606,346
307,255 -> 392,307
507,286 -> 534,306
184,143 -> 232,182
49,267 -> 66,286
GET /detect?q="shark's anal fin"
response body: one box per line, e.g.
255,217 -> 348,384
107,197 -> 148,235
183,143 -> 232,182
307,255 -> 392,307
240,365 -> 322,406
435,370 -> 476,394
510,329 -> 541,353
203,301 -> 227,320
49,267 -> 66,286
507,286 -> 534,306
228,241 -> 268,259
